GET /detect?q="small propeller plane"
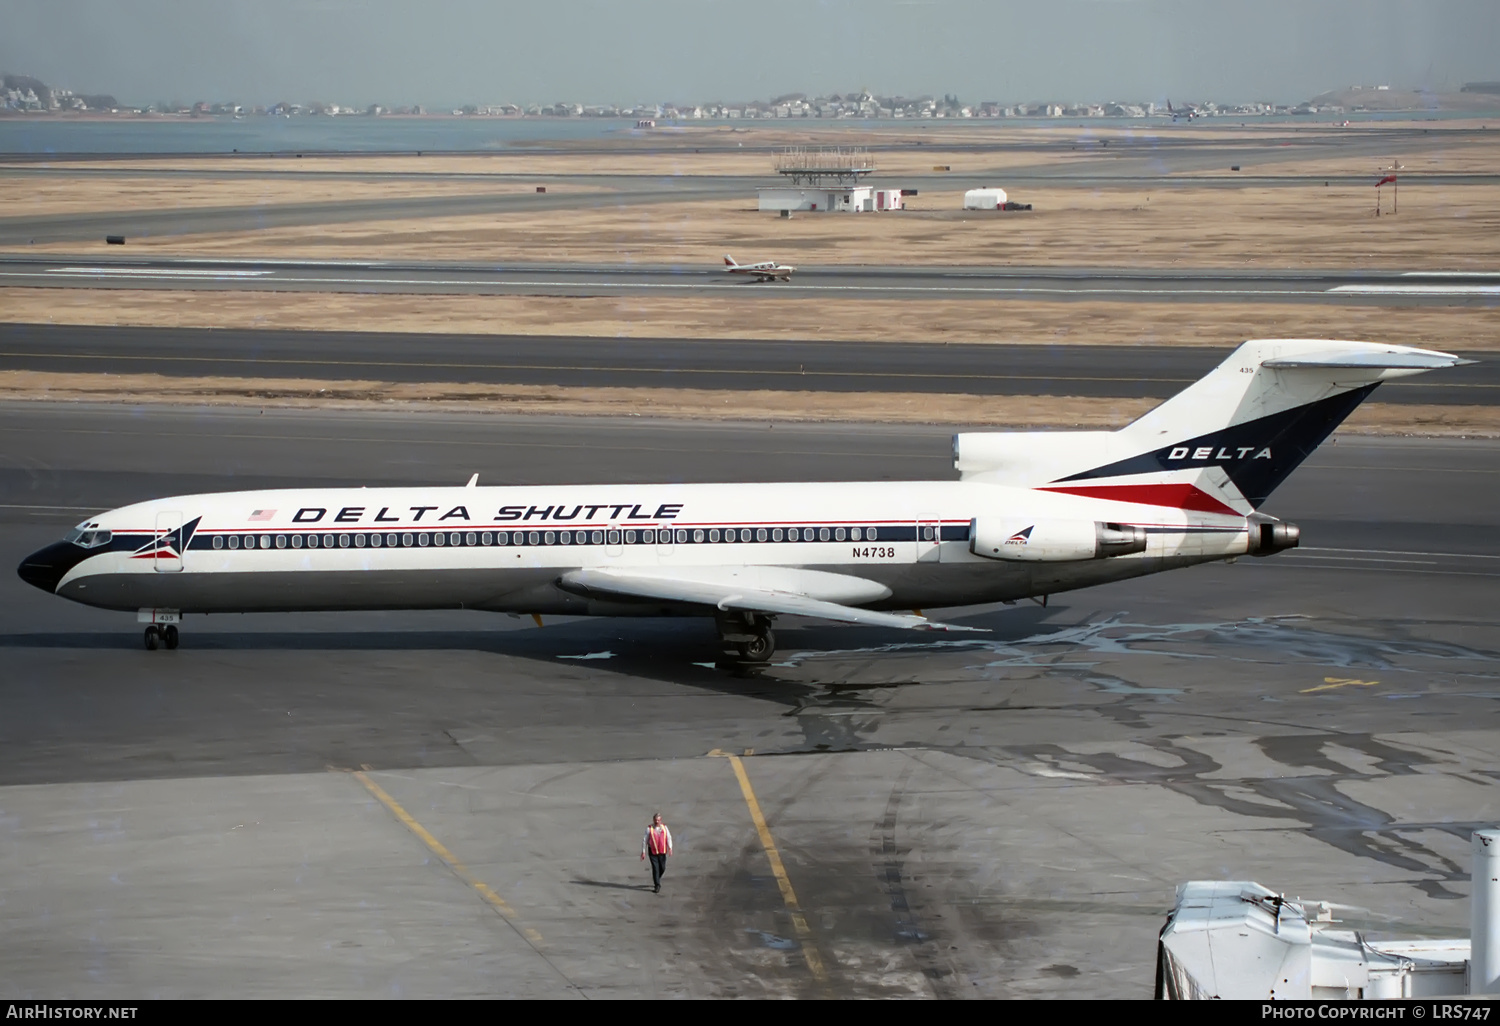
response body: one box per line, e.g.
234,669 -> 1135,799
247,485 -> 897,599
723,254 -> 795,282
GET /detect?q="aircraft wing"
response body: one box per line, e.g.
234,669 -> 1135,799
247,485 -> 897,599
557,567 -> 981,632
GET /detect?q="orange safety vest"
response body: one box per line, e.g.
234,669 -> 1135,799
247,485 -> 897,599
645,824 -> 672,855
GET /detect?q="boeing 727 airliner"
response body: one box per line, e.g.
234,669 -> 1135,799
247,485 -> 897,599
17,339 -> 1470,659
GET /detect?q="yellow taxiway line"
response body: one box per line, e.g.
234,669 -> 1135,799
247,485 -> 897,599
351,769 -> 546,949
710,749 -> 828,984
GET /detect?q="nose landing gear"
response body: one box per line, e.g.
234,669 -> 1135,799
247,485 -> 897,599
143,624 -> 179,651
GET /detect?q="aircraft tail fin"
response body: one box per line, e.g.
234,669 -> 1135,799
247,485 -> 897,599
955,339 -> 1470,514
724,254 -> 737,267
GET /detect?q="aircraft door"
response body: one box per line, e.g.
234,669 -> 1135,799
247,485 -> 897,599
154,511 -> 184,572
916,515 -> 942,563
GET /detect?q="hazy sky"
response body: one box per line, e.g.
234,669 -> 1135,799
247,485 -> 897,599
4,0 -> 1497,107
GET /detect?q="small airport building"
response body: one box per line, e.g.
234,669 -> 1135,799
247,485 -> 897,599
963,187 -> 1009,209
757,185 -> 873,213
758,147 -> 906,214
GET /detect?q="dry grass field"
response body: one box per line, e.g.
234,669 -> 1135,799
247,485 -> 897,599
11,183 -> 1496,270
0,369 -> 1490,436
1,176 -> 598,217
2,122 -> 1493,429
3,287 -> 1495,350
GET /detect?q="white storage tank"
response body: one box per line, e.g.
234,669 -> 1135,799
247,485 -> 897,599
963,187 -> 1008,210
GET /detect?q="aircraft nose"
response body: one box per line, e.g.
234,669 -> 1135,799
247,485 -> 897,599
16,541 -> 82,594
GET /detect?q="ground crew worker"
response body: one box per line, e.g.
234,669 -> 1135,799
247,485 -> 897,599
641,813 -> 673,893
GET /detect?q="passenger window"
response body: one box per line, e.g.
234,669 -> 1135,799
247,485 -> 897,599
482,532 -> 493,545
772,528 -> 783,542
402,533 -> 414,547
450,532 -> 461,546
676,530 -> 688,544
560,531 -> 571,545
434,533 -> 446,546
418,533 -> 429,547
228,536 -> 239,549
592,531 -> 604,544
275,535 -> 287,549
355,534 -> 366,547
465,532 -> 476,546
213,536 -> 223,550
709,529 -> 720,542
693,529 -> 704,543
338,534 -> 350,548
607,530 -> 621,545
756,529 -> 767,542
835,528 -> 846,541
642,529 -> 654,544
544,531 -> 555,545
528,531 -> 540,545
819,528 -> 831,542
851,528 -> 862,541
260,536 -> 271,549
922,526 -> 935,541
496,531 -> 508,545
624,530 -> 635,544
867,527 -> 877,541
324,534 -> 335,547
369,534 -> 380,547
737,529 -> 748,542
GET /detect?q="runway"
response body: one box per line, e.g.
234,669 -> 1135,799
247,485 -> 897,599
3,254 -> 1499,305
0,322 -> 1489,404
1,403 -> 1496,997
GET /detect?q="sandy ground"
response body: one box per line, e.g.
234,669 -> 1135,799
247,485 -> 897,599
3,147 -> 1050,181
0,177 -> 598,217
0,369 -> 1489,435
2,287 -> 1495,351
12,181 -> 1496,270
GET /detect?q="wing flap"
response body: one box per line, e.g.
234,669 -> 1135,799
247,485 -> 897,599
558,568 -> 981,632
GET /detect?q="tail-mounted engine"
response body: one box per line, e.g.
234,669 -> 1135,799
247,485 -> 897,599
969,518 -> 1148,562
1247,516 -> 1300,557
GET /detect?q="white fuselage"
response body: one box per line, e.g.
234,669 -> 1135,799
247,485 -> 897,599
51,480 -> 1249,617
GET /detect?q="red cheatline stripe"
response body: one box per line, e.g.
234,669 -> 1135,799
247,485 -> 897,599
1039,483 -> 1243,517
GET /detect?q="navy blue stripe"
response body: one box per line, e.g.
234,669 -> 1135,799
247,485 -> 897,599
1055,384 -> 1379,507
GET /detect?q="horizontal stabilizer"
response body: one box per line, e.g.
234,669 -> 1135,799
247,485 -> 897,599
558,567 -> 981,632
1262,350 -> 1474,370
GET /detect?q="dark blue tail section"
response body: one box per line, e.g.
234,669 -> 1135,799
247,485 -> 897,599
1054,384 -> 1379,507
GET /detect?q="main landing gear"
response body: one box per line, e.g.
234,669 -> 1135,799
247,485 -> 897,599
143,625 -> 179,651
717,612 -> 775,664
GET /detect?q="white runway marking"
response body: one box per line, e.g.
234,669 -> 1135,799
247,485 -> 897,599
0,271 -> 1336,297
1327,284 -> 1500,296
45,267 -> 274,278
1400,271 -> 1500,278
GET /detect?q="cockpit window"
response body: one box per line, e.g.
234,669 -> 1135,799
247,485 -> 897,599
67,526 -> 112,549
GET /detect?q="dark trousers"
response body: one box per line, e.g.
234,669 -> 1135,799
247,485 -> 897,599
648,853 -> 668,890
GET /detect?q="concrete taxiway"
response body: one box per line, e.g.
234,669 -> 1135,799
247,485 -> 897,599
3,255 -> 1499,305
1,403 -> 1496,997
0,323 -> 1489,405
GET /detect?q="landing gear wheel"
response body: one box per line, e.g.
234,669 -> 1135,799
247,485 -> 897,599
163,625 -> 179,650
736,628 -> 775,664
143,625 -> 160,651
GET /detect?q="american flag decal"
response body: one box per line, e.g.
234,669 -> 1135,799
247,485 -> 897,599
248,509 -> 276,521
